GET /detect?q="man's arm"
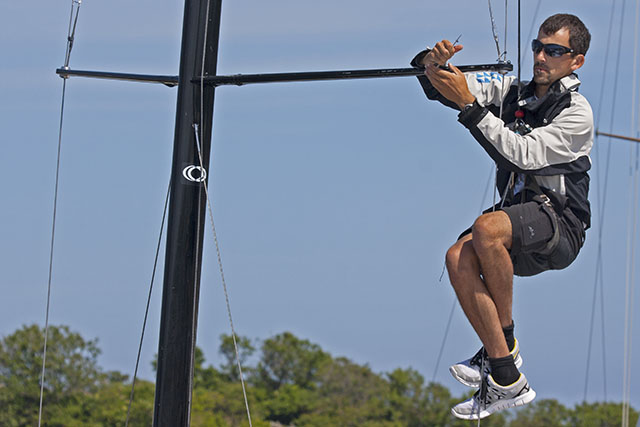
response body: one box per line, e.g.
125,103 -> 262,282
414,39 -> 463,68
412,40 -> 514,109
458,93 -> 594,174
421,54 -> 593,173
424,63 -> 476,109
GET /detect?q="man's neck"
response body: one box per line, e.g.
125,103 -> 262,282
533,73 -> 574,98
535,84 -> 550,98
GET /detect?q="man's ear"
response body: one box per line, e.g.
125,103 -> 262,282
571,54 -> 585,72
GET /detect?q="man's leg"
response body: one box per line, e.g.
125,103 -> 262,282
471,211 -> 515,353
448,210 -> 538,420
445,210 -> 513,359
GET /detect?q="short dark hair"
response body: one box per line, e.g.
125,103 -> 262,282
539,13 -> 591,55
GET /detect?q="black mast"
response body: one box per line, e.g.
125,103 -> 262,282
153,0 -> 222,425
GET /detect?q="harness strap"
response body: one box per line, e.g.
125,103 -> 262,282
525,175 -> 562,255
532,193 -> 561,255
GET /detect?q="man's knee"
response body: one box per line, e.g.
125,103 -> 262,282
445,242 -> 463,272
472,211 -> 512,251
446,239 -> 479,284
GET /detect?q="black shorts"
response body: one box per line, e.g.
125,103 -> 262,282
459,201 -> 586,277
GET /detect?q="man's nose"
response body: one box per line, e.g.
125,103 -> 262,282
534,50 -> 546,62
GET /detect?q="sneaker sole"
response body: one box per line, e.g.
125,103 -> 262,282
450,353 -> 523,388
450,388 -> 536,420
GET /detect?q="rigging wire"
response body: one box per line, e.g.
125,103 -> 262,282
434,0 -> 509,390
196,2 -> 253,425
583,0 -> 623,403
480,6 -> 512,424
39,2 -> 82,426
188,3 -> 210,424
192,136 -> 205,427
623,140 -> 639,427
519,0 -> 542,68
432,299 -> 456,384
124,179 -> 171,427
622,3 -> 640,424
516,0 -> 521,99
503,0 -> 508,63
487,0 -> 506,61
432,164 -> 495,384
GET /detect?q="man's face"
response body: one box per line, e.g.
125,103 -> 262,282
533,27 -> 585,87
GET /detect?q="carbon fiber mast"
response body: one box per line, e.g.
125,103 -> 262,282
152,0 -> 222,425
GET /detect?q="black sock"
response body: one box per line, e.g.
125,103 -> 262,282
503,322 -> 515,352
489,355 -> 520,386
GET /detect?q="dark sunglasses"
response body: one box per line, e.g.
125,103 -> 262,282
531,39 -> 574,57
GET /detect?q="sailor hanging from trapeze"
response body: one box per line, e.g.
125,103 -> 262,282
411,13 -> 593,419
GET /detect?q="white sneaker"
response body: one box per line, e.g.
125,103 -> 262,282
451,373 -> 536,420
449,338 -> 523,388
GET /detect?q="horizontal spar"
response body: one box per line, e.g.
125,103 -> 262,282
56,62 -> 512,87
56,68 -> 179,87
196,63 -> 513,86
596,131 -> 640,144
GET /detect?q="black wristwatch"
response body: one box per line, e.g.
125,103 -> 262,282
461,101 -> 476,112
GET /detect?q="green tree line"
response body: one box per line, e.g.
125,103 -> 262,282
0,324 -> 636,426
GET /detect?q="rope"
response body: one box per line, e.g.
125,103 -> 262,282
38,2 -> 81,426
193,125 -> 253,426
195,4 -> 253,422
583,0 -> 621,402
124,179 -> 171,426
477,355 -> 486,425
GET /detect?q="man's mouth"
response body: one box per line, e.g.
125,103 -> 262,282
534,64 -> 548,73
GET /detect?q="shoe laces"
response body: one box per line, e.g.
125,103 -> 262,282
470,347 -> 487,368
480,375 -> 490,402
470,377 -> 490,414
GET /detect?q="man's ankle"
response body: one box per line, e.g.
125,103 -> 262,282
502,322 -> 515,352
489,355 -> 519,386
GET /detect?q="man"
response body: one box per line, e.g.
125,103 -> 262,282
411,14 -> 592,419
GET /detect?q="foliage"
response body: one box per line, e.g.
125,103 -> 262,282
509,398 -> 571,426
1,324 -> 637,426
0,324 -> 153,426
255,332 -> 330,391
570,401 -> 639,426
218,334 -> 255,382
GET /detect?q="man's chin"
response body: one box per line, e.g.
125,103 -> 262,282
533,74 -> 551,86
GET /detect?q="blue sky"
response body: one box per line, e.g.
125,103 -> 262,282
2,0 -> 640,410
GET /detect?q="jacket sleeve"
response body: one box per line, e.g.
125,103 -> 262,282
411,49 -> 515,109
457,93 -> 594,172
411,49 -> 459,110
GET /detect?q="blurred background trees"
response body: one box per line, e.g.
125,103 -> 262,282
0,324 -> 636,426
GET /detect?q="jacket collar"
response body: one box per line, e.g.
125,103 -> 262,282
517,73 -> 580,112
556,73 -> 581,92
522,73 -> 581,98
